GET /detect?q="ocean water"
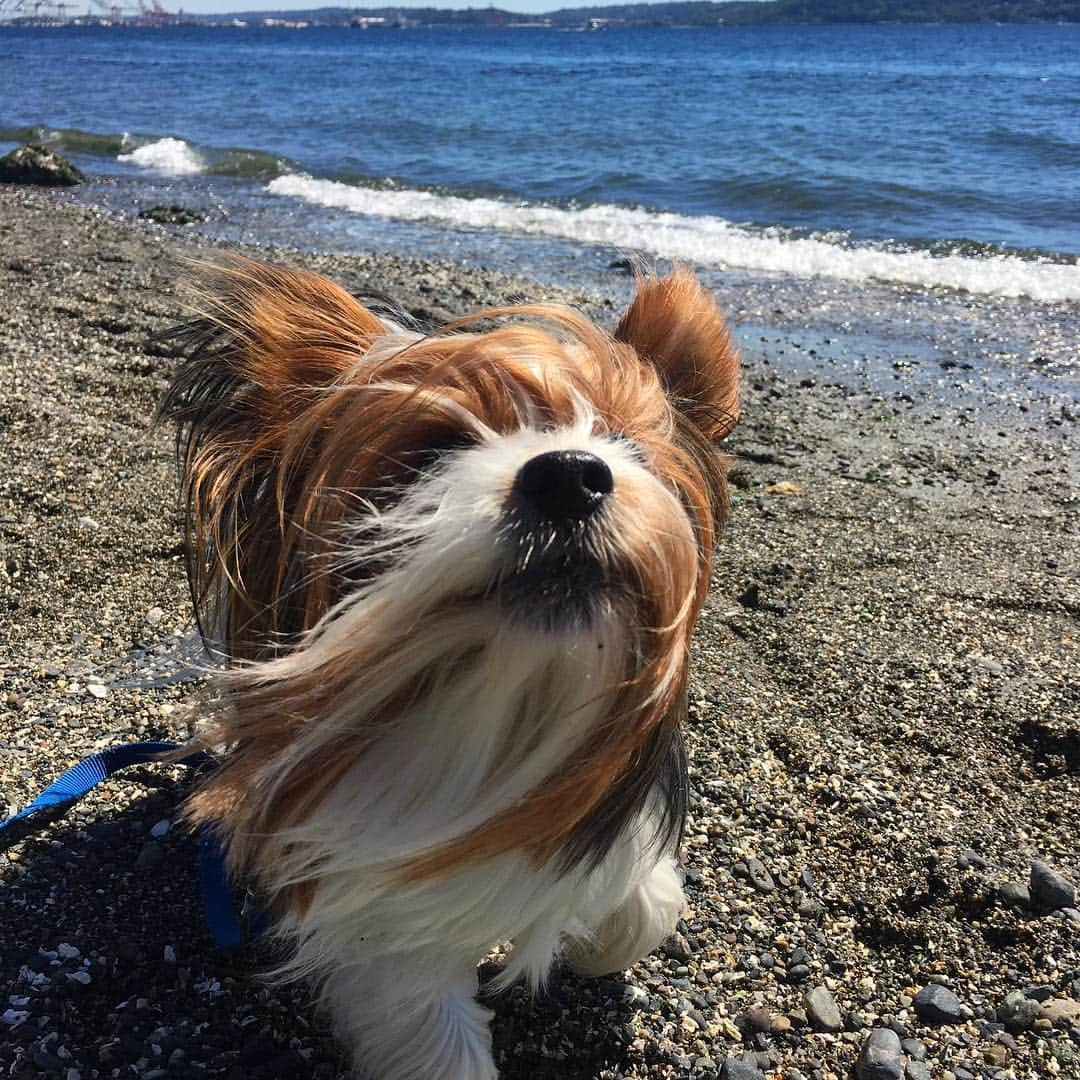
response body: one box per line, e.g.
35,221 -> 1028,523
2,23 -> 1080,302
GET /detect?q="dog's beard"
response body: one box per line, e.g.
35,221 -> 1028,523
188,412 -> 696,894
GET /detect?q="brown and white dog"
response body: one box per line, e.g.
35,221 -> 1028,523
161,258 -> 738,1079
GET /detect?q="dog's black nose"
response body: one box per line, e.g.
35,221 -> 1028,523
514,450 -> 613,524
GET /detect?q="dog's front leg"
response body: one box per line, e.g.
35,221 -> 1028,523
323,953 -> 496,1080
564,855 -> 685,977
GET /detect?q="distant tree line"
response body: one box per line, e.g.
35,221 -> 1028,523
213,0 -> 1080,26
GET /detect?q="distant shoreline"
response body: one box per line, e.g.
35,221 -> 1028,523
4,0 -> 1079,30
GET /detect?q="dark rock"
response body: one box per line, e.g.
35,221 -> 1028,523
913,984 -> 966,1024
741,1006 -> 772,1034
855,1028 -> 902,1080
804,986 -> 843,1032
998,881 -> 1031,908
1030,859 -> 1076,910
138,204 -> 206,226
0,143 -> 86,186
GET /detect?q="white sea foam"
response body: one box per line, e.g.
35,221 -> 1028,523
267,173 -> 1080,303
119,137 -> 204,175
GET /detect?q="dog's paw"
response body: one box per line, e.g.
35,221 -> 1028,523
565,856 -> 685,977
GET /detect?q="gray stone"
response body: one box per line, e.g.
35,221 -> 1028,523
998,990 -> 1046,1033
721,1056 -> 764,1080
998,881 -> 1030,907
1030,860 -> 1076,909
904,1064 -> 931,1080
900,1039 -> 926,1061
805,986 -> 843,1032
913,984 -> 965,1024
745,855 -> 776,893
0,144 -> 86,186
856,1028 -> 903,1080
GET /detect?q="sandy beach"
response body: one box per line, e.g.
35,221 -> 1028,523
1,184 -> 1077,1079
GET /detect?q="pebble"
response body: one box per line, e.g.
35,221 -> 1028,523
805,986 -> 843,1032
913,984 -> 966,1024
998,990 -> 1046,1033
745,855 -> 776,893
998,881 -> 1031,907
721,1056 -> 765,1080
855,1028 -> 902,1080
901,1038 -> 926,1061
1044,998 -> 1080,1025
1030,859 -> 1076,910
150,819 -> 171,838
905,1064 -> 932,1080
57,943 -> 80,959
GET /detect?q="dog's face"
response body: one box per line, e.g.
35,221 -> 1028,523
164,258 -> 738,886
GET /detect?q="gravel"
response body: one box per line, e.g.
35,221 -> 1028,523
2,185 -> 1079,1079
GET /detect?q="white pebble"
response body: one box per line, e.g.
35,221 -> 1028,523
86,683 -> 107,699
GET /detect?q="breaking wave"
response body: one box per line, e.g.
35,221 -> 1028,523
267,173 -> 1080,303
119,136 -> 204,175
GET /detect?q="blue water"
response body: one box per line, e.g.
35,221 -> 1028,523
2,23 -> 1080,298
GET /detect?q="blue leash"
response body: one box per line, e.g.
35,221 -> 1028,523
0,741 -> 266,948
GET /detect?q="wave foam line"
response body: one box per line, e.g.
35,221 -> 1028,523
119,137 -> 205,175
267,174 -> 1080,303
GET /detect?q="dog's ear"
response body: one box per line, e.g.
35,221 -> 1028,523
158,257 -> 395,659
163,255 -> 389,426
615,267 -> 739,442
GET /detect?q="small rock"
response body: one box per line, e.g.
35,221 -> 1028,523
146,606 -> 165,626
1044,998 -> 1080,1025
956,849 -> 987,870
135,842 -> 164,869
137,203 -> 206,225
998,881 -> 1030,907
0,143 -> 86,186
905,1064 -> 931,1080
57,943 -> 80,960
663,932 -> 692,962
901,1038 -> 926,1060
805,986 -> 843,1032
150,819 -> 171,838
788,963 -> 811,983
163,945 -> 177,964
856,1028 -> 903,1080
745,856 -> 775,894
66,970 -> 91,985
770,1014 -> 792,1034
742,1007 -> 772,1033
86,682 -> 107,699
721,1056 -> 764,1080
913,984 -> 966,1024
1030,859 -> 1076,910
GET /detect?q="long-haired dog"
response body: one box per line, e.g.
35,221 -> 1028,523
160,258 -> 738,1079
